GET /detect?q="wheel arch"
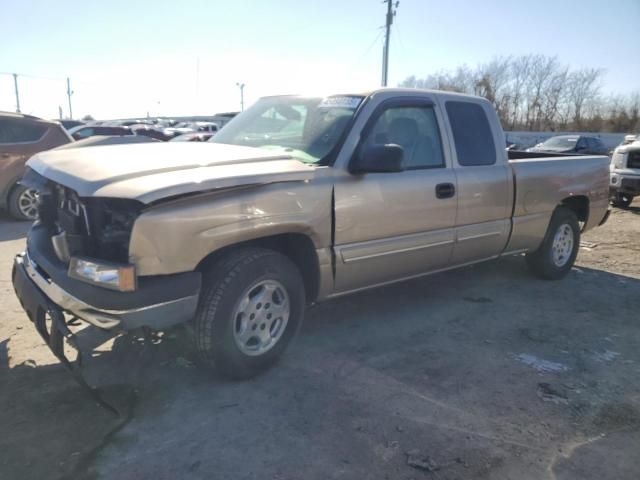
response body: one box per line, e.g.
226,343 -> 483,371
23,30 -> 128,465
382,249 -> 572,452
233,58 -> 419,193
559,195 -> 589,225
1,175 -> 23,209
195,233 -> 321,303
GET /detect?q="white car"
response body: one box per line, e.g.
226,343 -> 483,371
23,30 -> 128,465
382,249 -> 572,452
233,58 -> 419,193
610,135 -> 640,208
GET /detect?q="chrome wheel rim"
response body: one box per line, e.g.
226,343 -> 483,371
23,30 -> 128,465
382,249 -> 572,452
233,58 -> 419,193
232,280 -> 290,356
18,188 -> 39,220
551,223 -> 574,267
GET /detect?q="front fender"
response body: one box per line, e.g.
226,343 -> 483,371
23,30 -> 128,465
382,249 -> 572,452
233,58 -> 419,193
129,181 -> 333,276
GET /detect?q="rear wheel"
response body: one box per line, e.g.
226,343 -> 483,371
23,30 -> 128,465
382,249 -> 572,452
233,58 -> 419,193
611,193 -> 633,209
526,206 -> 580,280
194,248 -> 305,379
8,184 -> 39,221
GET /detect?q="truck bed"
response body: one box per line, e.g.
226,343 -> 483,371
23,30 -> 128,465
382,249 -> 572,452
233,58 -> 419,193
505,152 -> 611,253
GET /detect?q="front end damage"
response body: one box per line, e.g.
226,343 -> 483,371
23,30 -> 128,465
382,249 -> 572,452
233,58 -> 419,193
11,169 -> 201,411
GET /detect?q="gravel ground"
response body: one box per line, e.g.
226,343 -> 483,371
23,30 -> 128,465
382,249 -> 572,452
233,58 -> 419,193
1,203 -> 639,480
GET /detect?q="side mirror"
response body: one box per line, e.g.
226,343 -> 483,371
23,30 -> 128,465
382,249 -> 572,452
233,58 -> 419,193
350,144 -> 404,174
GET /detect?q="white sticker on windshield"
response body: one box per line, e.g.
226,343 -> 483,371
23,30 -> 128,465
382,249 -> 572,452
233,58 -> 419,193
319,96 -> 362,109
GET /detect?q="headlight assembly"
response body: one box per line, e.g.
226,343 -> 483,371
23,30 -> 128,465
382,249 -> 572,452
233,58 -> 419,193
68,257 -> 136,292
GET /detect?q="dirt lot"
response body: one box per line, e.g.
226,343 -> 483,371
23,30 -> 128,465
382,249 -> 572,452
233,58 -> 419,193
1,204 -> 639,480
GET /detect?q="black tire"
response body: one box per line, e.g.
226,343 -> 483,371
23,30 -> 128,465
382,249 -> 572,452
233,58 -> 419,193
611,193 -> 633,209
194,247 -> 305,380
525,206 -> 580,280
8,184 -> 39,221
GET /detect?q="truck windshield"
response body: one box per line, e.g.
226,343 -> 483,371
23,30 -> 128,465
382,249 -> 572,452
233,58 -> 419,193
210,95 -> 363,163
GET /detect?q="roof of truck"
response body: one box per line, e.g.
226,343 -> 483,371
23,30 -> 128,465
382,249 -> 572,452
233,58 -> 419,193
260,88 -> 485,101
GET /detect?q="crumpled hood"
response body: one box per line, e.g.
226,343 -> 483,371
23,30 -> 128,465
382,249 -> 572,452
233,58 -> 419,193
27,142 -> 315,204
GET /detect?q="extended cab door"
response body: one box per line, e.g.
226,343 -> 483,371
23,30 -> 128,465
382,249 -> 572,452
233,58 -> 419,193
333,97 -> 457,293
443,99 -> 512,265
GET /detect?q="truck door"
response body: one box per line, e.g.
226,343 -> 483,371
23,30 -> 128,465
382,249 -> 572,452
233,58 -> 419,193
333,98 -> 458,293
444,100 -> 512,265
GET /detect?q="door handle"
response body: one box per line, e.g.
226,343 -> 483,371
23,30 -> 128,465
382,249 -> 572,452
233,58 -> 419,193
435,183 -> 455,199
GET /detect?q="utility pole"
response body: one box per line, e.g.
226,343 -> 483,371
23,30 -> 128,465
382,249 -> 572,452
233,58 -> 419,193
236,82 -> 245,111
66,77 -> 73,119
13,73 -> 20,113
196,56 -> 200,105
381,0 -> 398,87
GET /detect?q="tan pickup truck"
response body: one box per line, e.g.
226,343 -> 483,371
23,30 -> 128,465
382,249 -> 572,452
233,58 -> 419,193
12,89 -> 610,379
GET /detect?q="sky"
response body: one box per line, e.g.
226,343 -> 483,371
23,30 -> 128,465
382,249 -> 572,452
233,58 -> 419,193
1,0 -> 638,119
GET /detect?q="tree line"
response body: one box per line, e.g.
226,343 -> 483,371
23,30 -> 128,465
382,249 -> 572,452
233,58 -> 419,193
399,55 -> 639,133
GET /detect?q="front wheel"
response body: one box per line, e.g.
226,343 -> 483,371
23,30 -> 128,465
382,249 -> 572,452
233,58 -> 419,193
611,193 -> 634,209
194,248 -> 305,380
526,206 -> 580,280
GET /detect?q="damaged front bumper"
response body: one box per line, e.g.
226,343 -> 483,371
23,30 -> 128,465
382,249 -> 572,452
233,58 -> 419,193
12,253 -> 123,413
17,224 -> 201,331
13,251 -> 201,330
11,224 -> 202,410
12,246 -> 201,412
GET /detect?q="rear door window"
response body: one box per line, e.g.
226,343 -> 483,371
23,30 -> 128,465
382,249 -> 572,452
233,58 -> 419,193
0,118 -> 48,144
445,101 -> 496,166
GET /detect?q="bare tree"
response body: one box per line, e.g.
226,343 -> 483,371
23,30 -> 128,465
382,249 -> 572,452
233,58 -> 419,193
508,55 -> 532,129
567,68 -> 603,130
540,66 -> 568,130
398,56 -> 635,133
474,57 -> 511,124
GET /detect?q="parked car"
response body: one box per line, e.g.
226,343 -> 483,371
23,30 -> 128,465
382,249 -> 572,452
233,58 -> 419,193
57,119 -> 85,130
619,134 -> 638,147
13,89 -> 610,381
526,135 -> 609,155
610,135 -> 640,208
0,112 -> 72,220
130,125 -> 172,141
115,119 -> 153,127
170,132 -> 215,142
162,122 -> 195,138
68,124 -> 134,140
194,122 -> 219,133
163,122 -> 218,138
54,135 -> 160,149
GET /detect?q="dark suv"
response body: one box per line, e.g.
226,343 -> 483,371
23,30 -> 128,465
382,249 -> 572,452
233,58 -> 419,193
0,112 -> 72,220
526,135 -> 610,155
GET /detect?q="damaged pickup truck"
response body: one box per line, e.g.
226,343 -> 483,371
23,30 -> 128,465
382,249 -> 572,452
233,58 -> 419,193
12,89 -> 611,379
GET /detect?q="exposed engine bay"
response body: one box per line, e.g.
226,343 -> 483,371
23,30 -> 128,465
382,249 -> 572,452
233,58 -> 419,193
22,168 -> 143,263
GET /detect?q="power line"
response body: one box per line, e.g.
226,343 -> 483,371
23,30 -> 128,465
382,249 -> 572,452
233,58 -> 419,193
355,28 -> 385,65
393,13 -> 407,53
